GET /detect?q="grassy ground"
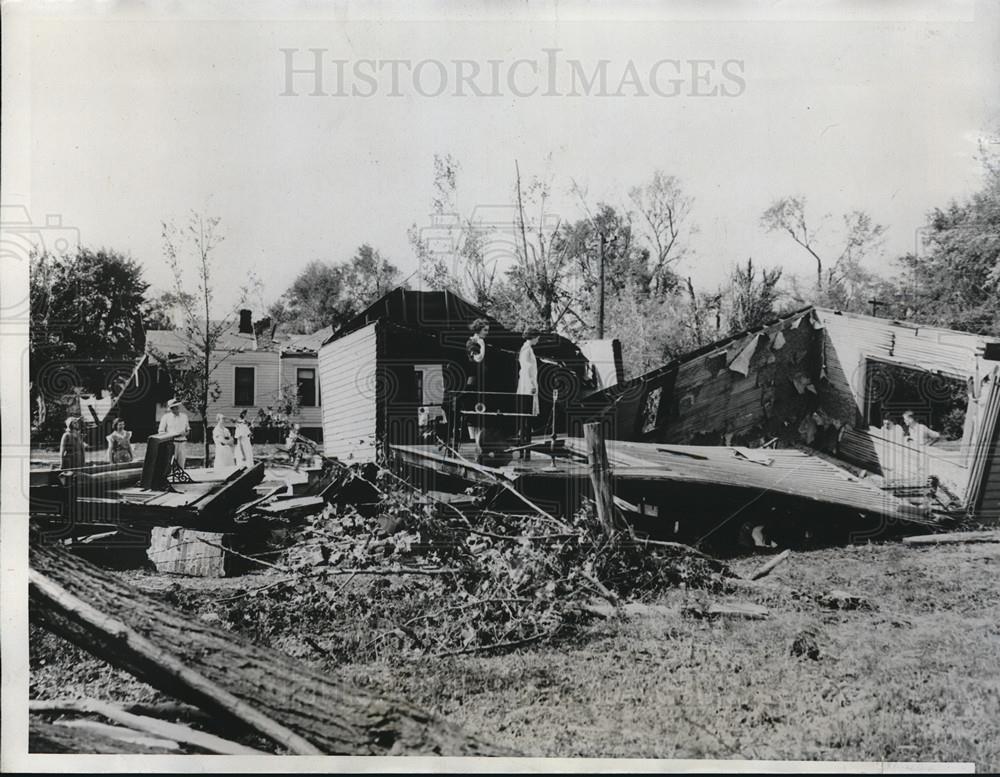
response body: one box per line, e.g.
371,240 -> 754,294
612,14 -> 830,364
31,540 -> 1000,768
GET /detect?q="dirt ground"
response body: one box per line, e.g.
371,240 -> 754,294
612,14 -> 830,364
29,537 -> 1000,768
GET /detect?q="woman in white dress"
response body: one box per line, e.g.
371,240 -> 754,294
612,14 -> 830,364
234,410 -> 254,468
515,330 -> 542,459
212,413 -> 236,470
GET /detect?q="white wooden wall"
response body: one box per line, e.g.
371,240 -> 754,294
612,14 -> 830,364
280,354 -> 323,429
318,322 -> 379,462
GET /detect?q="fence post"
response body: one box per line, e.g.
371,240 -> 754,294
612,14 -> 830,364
583,422 -> 616,536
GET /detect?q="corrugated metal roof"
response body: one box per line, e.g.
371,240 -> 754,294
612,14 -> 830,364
560,438 -> 935,524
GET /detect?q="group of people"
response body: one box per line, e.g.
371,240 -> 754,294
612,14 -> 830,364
464,317 -> 542,463
211,410 -> 256,469
59,416 -> 134,470
881,410 -> 943,447
57,399 -> 260,473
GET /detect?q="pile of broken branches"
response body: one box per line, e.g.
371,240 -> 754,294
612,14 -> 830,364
218,466 -> 733,661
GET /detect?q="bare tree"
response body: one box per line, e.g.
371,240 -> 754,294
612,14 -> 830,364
156,212 -> 254,463
409,153 -> 502,309
760,196 -> 825,289
761,196 -> 886,297
628,170 -> 694,293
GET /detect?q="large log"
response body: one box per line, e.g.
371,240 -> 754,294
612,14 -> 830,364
28,543 -> 507,756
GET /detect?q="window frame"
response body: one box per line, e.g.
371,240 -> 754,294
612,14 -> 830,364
234,365 -> 256,407
297,367 -> 317,407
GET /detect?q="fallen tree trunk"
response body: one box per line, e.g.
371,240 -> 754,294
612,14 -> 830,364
29,543 -> 509,756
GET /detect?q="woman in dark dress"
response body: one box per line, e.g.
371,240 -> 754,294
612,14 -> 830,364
465,318 -> 490,462
59,417 -> 87,469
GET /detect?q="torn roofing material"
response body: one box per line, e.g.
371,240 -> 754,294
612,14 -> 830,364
559,438 -> 935,524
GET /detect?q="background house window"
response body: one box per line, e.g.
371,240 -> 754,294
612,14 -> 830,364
234,367 -> 255,406
297,368 -> 317,407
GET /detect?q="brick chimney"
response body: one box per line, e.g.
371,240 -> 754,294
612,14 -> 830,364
238,309 -> 253,334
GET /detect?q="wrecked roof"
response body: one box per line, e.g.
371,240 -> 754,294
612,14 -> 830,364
323,287 -> 590,365
281,326 -> 334,356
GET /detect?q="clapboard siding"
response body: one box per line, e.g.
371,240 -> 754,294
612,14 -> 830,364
319,322 -> 379,462
280,355 -> 323,429
205,351 -> 281,423
815,309 -> 986,427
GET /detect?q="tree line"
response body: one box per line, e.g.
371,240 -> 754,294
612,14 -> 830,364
28,136 -> 1000,438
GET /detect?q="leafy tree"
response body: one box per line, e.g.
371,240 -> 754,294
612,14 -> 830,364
270,246 -> 404,335
341,244 -> 404,309
268,260 -> 349,334
142,290 -> 195,331
725,258 -> 784,334
30,248 -> 149,369
895,148 -> 1000,335
29,247 -> 150,436
557,201 -> 651,338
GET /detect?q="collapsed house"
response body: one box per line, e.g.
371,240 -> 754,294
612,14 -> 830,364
318,293 -> 1000,539
580,307 -> 1000,524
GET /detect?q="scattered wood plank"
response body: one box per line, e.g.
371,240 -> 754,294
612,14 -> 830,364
749,549 -> 791,580
902,530 -> 1000,546
683,601 -> 770,620
29,543 -> 511,756
146,527 -> 234,577
31,699 -> 265,755
189,463 -> 265,515
257,495 -> 326,516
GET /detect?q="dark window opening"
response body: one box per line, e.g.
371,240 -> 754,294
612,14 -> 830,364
235,367 -> 255,406
297,368 -> 317,407
864,360 -> 967,442
414,370 -> 424,405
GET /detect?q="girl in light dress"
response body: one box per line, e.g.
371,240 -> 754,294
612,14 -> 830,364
515,330 -> 542,460
234,410 -> 254,468
212,413 -> 237,470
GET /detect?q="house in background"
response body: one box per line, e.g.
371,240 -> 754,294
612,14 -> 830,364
143,310 -> 328,443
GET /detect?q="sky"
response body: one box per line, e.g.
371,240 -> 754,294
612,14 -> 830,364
4,0 -> 1000,316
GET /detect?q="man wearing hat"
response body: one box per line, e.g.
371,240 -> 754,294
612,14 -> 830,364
159,398 -> 191,468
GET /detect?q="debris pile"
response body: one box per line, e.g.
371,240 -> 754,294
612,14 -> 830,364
217,467 -> 734,660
